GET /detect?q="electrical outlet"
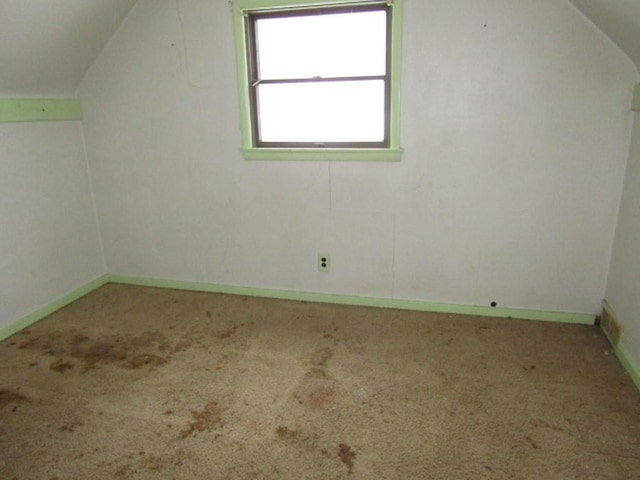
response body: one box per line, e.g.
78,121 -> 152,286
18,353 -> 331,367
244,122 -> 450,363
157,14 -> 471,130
318,253 -> 330,272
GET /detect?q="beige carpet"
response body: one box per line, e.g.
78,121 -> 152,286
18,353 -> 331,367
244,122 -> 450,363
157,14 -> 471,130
1,283 -> 639,479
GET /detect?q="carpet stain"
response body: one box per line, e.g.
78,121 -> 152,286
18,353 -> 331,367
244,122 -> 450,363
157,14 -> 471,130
529,419 -> 564,432
525,436 -> 541,450
50,358 -> 74,372
126,354 -> 168,369
311,347 -> 333,367
308,386 -> 335,410
308,367 -> 328,379
72,334 -> 90,345
293,367 -> 337,409
181,401 -> 222,438
145,455 -> 164,472
114,463 -> 134,478
216,323 -> 244,339
0,388 -> 31,409
338,443 -> 356,473
59,421 -> 83,432
172,341 -> 193,353
276,425 -> 300,440
16,331 -> 181,371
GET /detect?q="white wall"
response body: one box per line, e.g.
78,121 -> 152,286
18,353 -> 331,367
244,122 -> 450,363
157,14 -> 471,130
79,0 -> 637,315
0,121 -> 104,330
607,115 -> 640,368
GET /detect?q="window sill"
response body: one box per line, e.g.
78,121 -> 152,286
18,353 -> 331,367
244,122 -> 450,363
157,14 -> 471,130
241,147 -> 404,162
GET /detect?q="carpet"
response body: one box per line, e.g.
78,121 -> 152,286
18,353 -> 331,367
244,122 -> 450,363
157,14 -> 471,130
1,283 -> 639,479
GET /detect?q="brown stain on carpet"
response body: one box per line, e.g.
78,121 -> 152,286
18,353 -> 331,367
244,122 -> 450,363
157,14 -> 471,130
172,341 -> 193,353
276,425 -> 300,440
311,347 -> 333,367
308,367 -> 328,379
0,388 -> 31,409
528,418 -> 564,432
525,435 -> 541,450
59,421 -> 83,432
126,354 -> 168,369
338,443 -> 356,474
114,463 -> 134,478
293,367 -> 336,408
308,386 -> 335,410
50,358 -> 74,372
180,401 -> 222,438
275,426 -> 327,456
145,455 -> 164,472
71,334 -> 90,345
15,330 -> 190,371
216,323 -> 244,339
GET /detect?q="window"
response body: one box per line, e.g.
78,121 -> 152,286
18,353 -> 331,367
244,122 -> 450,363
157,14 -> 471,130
248,5 -> 388,147
232,0 -> 403,161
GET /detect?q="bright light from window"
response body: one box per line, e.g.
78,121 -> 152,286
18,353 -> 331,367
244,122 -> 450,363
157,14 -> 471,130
258,80 -> 385,142
251,8 -> 388,145
256,11 -> 387,79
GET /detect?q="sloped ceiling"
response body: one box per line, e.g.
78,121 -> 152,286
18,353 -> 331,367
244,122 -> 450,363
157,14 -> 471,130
0,0 -> 137,96
568,0 -> 640,72
0,0 -> 638,96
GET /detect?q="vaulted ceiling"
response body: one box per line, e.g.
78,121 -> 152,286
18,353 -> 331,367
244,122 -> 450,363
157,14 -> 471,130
0,0 -> 638,97
0,0 -> 137,96
569,0 -> 640,72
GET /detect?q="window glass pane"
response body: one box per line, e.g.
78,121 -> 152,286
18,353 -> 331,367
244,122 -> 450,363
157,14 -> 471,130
257,80 -> 385,143
256,10 -> 386,79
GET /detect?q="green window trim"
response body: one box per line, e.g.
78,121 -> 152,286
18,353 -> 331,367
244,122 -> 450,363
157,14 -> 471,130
232,0 -> 404,161
242,147 -> 403,161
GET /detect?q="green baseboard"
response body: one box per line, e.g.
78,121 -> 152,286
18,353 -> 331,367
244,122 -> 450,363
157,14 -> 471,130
0,275 -> 108,341
616,344 -> 640,393
105,274 -> 595,325
0,274 -> 596,345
